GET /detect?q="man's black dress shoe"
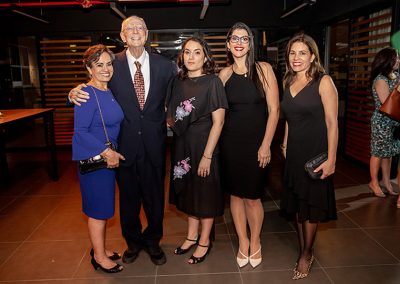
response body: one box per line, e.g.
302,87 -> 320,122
122,246 -> 142,264
144,245 -> 167,265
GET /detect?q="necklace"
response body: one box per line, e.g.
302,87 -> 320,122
232,65 -> 248,77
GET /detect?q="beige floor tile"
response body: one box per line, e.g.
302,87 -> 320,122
315,229 -> 398,267
157,235 -> 237,275
0,242 -> 21,266
0,240 -> 89,281
157,273 -> 242,284
325,265 -> 400,284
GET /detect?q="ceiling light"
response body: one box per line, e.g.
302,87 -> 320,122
199,0 -> 209,20
280,0 -> 316,19
11,9 -> 49,24
110,2 -> 126,19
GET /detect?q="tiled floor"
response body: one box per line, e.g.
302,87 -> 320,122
1,143 -> 400,284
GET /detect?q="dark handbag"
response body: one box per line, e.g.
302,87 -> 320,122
304,152 -> 328,179
379,85 -> 400,122
78,87 -> 115,174
79,142 -> 115,174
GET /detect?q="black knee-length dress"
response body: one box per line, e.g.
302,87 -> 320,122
167,74 -> 228,218
280,75 -> 337,222
220,72 -> 268,200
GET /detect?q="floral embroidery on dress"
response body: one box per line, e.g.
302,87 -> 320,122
175,97 -> 196,122
173,157 -> 191,179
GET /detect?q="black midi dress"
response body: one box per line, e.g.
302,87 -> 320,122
280,75 -> 337,222
167,74 -> 228,218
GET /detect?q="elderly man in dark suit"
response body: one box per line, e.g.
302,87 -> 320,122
69,15 -> 176,265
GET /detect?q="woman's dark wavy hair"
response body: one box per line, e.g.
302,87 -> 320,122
83,44 -> 115,68
283,33 -> 325,89
370,47 -> 398,82
177,37 -> 216,79
226,22 -> 267,97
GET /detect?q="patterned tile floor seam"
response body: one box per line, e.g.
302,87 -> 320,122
314,258 -> 337,284
156,271 -> 242,277
222,214 -> 245,284
341,210 -> 400,263
71,247 -> 90,279
317,263 -> 400,269
0,198 -> 18,214
0,195 -> 64,272
152,273 -> 157,284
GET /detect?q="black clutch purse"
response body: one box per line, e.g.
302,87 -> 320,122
304,152 -> 328,179
79,154 -> 107,174
78,142 -> 116,174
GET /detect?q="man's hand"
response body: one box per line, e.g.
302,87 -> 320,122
69,83 -> 89,106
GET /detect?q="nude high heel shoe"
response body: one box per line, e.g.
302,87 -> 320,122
236,249 -> 249,268
249,246 -> 262,268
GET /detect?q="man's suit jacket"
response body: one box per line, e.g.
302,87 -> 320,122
109,50 -> 176,167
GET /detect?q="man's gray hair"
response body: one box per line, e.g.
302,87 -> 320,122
121,15 -> 147,32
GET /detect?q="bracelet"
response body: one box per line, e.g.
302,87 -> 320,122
203,154 -> 212,160
280,144 -> 287,150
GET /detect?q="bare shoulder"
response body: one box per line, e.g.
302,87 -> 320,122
319,74 -> 338,95
257,61 -> 272,70
218,66 -> 233,85
321,74 -> 333,82
256,61 -> 275,78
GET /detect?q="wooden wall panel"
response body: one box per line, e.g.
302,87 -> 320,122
40,38 -> 91,145
204,34 -> 228,71
344,8 -> 392,164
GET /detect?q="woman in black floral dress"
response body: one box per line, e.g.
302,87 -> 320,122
369,47 -> 400,198
166,37 -> 228,264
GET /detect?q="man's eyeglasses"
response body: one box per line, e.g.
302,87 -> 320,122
125,25 -> 146,32
229,35 -> 252,44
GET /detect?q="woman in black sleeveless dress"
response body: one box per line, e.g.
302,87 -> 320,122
280,34 -> 338,280
167,37 -> 228,264
219,22 -> 280,269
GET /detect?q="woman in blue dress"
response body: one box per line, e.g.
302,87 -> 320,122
72,45 -> 125,273
369,47 -> 400,198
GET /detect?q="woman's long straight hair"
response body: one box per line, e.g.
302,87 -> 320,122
226,22 -> 268,98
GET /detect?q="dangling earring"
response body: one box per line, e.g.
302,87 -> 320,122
227,47 -> 230,52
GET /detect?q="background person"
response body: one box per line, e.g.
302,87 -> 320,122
368,47 -> 400,198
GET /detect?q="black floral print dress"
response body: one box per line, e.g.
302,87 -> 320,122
166,74 -> 228,218
370,72 -> 400,158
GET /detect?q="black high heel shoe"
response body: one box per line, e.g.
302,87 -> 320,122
188,242 -> 212,264
90,248 -> 121,261
91,256 -> 123,273
174,235 -> 199,255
